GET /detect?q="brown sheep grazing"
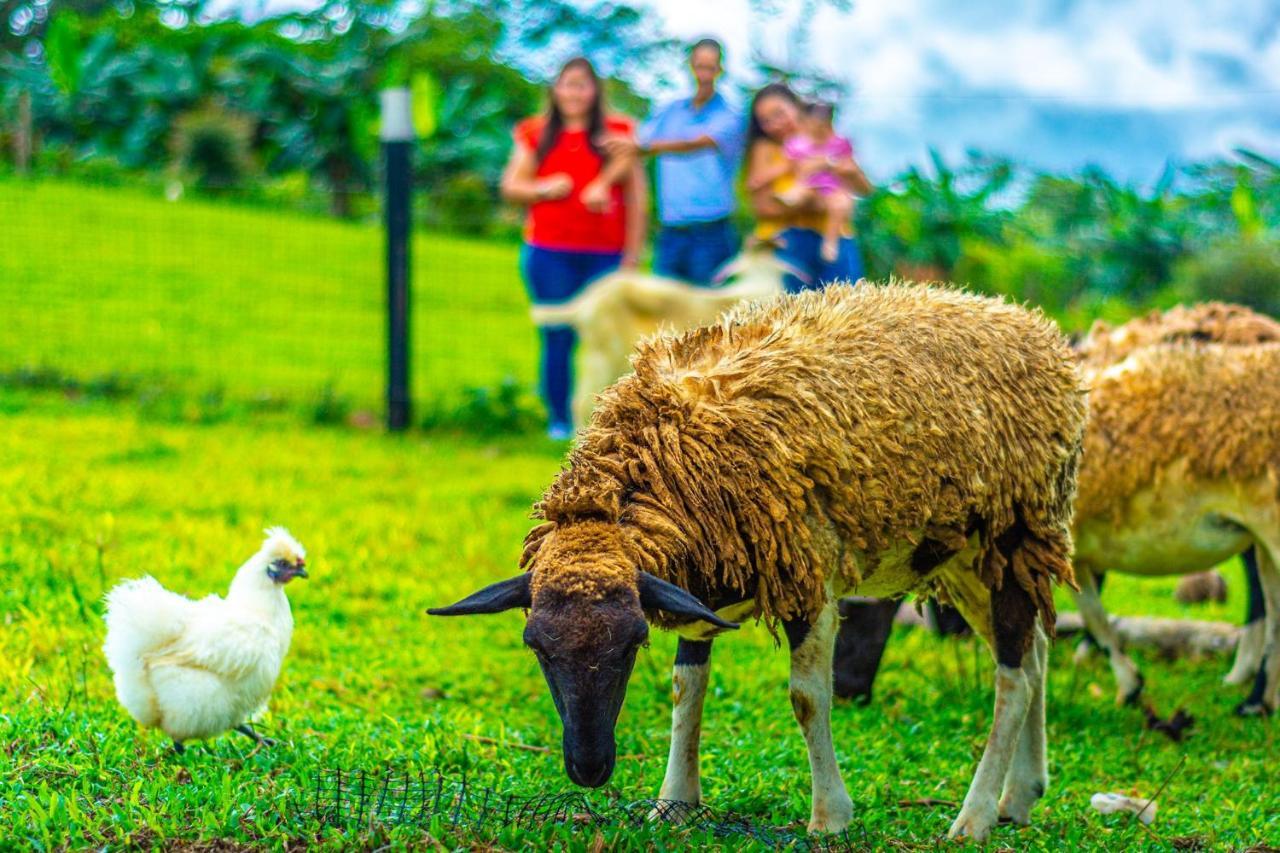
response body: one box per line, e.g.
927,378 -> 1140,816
833,302 -> 1279,707
431,282 -> 1087,841
1075,302 -> 1278,690
1072,341 -> 1280,714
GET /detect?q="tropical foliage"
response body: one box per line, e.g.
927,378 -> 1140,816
859,149 -> 1280,326
1,0 -> 664,222
4,0 -> 1278,301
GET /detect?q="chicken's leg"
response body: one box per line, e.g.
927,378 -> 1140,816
234,724 -> 277,747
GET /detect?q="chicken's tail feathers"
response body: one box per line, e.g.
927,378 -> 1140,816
102,577 -> 193,671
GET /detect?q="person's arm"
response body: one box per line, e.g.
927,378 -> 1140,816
500,143 -> 572,206
601,110 -> 727,161
830,157 -> 873,196
745,157 -> 794,193
746,142 -> 793,219
580,142 -> 638,213
825,141 -> 873,196
620,161 -> 648,269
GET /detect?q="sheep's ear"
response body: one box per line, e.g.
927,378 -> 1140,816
427,574 -> 532,616
637,571 -> 739,629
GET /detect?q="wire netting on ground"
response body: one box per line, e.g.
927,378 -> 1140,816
303,765 -> 877,850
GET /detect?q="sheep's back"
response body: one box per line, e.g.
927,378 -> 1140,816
563,282 -> 1086,625
1078,302 -> 1280,368
1078,342 -> 1280,524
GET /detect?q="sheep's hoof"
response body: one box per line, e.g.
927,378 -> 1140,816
997,794 -> 1035,827
1234,700 -> 1273,718
1072,640 -> 1096,664
807,793 -> 854,834
646,799 -> 702,824
1119,674 -> 1145,707
1223,665 -> 1259,687
1224,623 -> 1264,686
947,806 -> 996,842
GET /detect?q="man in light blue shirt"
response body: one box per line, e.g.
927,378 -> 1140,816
603,38 -> 745,285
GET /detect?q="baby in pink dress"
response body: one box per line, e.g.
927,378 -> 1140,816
778,102 -> 856,262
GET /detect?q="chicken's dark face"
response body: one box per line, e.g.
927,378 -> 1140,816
267,557 -> 308,584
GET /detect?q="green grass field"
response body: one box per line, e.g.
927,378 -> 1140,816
0,177 -> 535,411
3,392 -> 1275,850
2,180 -> 1277,850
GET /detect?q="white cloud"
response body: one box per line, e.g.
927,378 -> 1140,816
644,0 -> 1279,177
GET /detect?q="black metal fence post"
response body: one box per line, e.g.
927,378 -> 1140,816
381,87 -> 414,431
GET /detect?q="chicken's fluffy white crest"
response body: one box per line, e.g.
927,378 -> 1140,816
261,526 -> 306,563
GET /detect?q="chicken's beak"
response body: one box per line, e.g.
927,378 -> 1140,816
292,561 -> 309,580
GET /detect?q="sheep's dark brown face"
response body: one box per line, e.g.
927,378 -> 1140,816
524,590 -> 649,788
426,565 -> 738,789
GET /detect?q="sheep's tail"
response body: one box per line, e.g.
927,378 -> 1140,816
979,522 -> 1077,635
529,269 -> 626,328
530,301 -> 581,327
102,577 -> 191,672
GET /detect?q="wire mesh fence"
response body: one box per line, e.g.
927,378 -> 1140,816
302,764 -> 876,850
0,173 -> 540,427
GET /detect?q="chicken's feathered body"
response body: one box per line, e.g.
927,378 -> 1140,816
103,528 -> 305,745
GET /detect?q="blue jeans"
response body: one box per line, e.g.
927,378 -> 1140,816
522,245 -> 622,430
654,219 -> 739,286
776,227 -> 865,294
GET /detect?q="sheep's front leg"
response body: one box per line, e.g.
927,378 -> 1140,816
1238,540 -> 1280,716
1073,567 -> 1144,704
785,604 -> 853,834
1226,548 -> 1265,686
657,638 -> 712,805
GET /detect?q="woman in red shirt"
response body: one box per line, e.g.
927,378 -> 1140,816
501,57 -> 647,440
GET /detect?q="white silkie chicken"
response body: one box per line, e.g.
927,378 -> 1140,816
102,527 -> 308,752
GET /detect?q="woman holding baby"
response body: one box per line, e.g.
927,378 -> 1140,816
745,82 -> 873,293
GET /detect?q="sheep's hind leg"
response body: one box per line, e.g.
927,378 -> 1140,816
1225,548 -> 1265,686
655,639 -> 713,812
998,622 -> 1048,825
1237,537 -> 1280,716
785,603 -> 853,834
1074,567 -> 1144,705
948,577 -> 1036,842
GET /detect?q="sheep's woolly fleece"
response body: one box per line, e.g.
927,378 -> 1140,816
1077,342 -> 1280,524
1077,302 -> 1280,368
521,282 -> 1088,630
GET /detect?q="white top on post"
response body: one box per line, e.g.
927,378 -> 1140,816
380,88 -> 415,142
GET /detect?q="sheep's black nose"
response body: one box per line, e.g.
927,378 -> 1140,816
566,756 -> 614,788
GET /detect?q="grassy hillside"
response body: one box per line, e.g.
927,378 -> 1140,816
0,178 -> 536,411
1,392 -> 1274,850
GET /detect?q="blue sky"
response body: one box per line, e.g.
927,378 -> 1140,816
647,0 -> 1280,183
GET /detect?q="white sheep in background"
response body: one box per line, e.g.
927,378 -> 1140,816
103,527 -> 308,751
432,282 -> 1086,841
528,243 -> 798,430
